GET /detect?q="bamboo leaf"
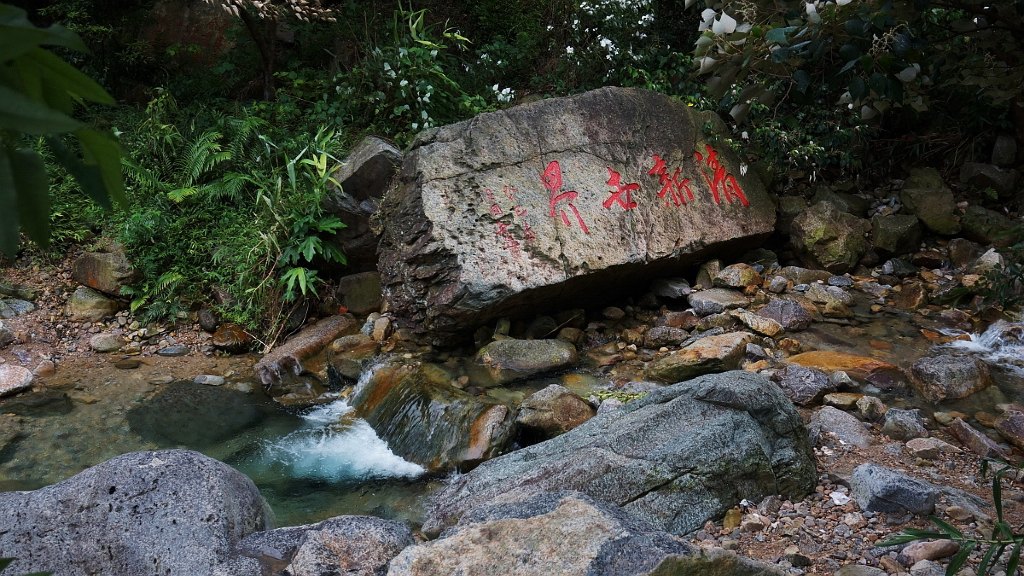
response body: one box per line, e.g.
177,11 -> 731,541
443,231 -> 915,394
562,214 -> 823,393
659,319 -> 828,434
979,543 -> 1006,575
9,148 -> 50,247
946,540 -> 974,576
930,517 -> 964,540
1006,539 -> 1022,576
0,85 -> 82,134
25,48 -> 115,104
76,129 -> 126,207
0,147 -> 20,257
994,474 -> 1004,523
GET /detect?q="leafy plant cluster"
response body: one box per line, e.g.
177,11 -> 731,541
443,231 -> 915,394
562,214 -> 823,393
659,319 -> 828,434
880,459 -> 1024,576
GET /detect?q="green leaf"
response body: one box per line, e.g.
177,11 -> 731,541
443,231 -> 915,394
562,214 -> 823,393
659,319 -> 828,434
849,76 -> 867,101
765,26 -> 795,45
794,70 -> 811,93
979,543 -> 1007,575
8,148 -> 50,247
877,533 -> 926,547
994,474 -> 1004,523
929,516 -> 964,539
1006,539 -> 1022,576
946,540 -> 974,576
45,136 -> 110,208
0,85 -> 82,134
76,129 -> 126,207
0,147 -> 20,257
24,48 -> 115,105
0,558 -> 12,570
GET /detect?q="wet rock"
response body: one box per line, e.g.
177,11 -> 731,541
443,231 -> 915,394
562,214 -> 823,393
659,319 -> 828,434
856,395 -> 887,420
0,413 -> 24,453
905,437 -> 959,459
773,365 -> 836,406
643,325 -> 688,348
871,214 -> 922,256
808,406 -> 871,448
0,298 -> 34,319
996,410 -> 1024,449
0,450 -> 270,576
789,351 -> 906,390
71,246 -> 138,296
947,238 -> 982,269
892,281 -> 927,310
425,371 -> 816,537
67,286 -> 118,322
662,310 -> 699,330
881,408 -> 929,441
823,392 -> 861,409
695,312 -> 738,332
396,492 -> 780,576
376,88 -> 775,344
212,322 -> 255,354
0,364 -> 32,398
323,137 -> 403,271
730,309 -> 783,337
714,263 -> 762,289
194,374 -> 225,386
651,278 -> 691,299
235,515 -> 413,576
910,354 -> 991,403
790,201 -> 871,273
850,463 -> 938,516
645,332 -> 755,383
776,196 -> 807,235
688,289 -> 749,316
900,167 -> 961,235
960,162 -> 1019,197
516,384 -> 596,442
805,282 -> 853,307
255,315 -> 359,389
336,271 -> 383,315
476,338 -> 578,385
835,565 -> 886,576
811,187 -> 870,217
755,299 -> 813,332
947,417 -> 1009,459
351,362 -> 515,472
156,344 -> 190,357
327,334 -> 379,380
960,205 -> 1019,246
89,333 -> 125,353
971,248 -> 1005,276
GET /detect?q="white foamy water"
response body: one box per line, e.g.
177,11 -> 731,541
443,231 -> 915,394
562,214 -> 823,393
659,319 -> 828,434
946,320 -> 1024,377
254,399 -> 425,481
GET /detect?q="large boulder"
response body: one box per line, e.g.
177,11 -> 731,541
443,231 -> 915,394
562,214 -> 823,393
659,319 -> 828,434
0,450 -> 271,576
423,371 -> 816,537
390,492 -> 783,576
900,167 -> 961,235
376,87 -> 775,343
323,136 -> 403,272
350,361 -> 516,472
233,515 -> 414,576
71,246 -> 138,296
910,354 -> 992,404
870,214 -> 922,256
790,201 -> 871,273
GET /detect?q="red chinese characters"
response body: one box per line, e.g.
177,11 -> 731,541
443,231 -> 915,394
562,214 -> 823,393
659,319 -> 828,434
647,154 -> 695,207
542,160 -> 591,234
483,185 -> 535,256
693,145 -> 749,207
602,167 -> 640,211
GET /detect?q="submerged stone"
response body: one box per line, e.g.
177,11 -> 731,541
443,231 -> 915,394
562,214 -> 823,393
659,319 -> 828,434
476,338 -> 578,385
350,362 -> 516,472
910,354 -> 991,403
127,381 -> 270,448
788,351 -> 906,390
376,87 -> 775,344
515,384 -> 596,443
0,364 -> 32,398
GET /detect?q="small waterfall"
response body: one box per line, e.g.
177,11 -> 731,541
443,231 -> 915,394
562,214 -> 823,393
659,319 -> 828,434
249,398 -> 425,481
946,320 -> 1024,378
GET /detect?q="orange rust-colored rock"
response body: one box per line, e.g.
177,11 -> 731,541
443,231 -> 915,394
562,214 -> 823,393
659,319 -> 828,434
788,351 -> 906,390
254,315 -> 359,389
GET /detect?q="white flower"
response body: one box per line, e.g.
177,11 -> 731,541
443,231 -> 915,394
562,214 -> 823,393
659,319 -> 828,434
566,46 -> 575,55
805,2 -> 821,24
399,79 -> 408,87
712,12 -> 737,34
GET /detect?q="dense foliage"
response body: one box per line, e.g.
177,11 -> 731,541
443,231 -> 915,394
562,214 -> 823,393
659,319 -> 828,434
4,0 -> 1022,336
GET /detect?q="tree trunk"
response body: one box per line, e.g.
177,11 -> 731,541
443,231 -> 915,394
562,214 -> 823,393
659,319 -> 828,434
237,6 -> 276,100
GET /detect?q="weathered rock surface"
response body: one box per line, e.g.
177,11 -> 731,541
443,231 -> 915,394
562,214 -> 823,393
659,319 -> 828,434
808,406 -> 872,448
89,332 -> 125,353
424,371 -> 816,537
959,205 -> 1019,246
255,315 -> 359,389
212,322 -> 255,354
377,87 -> 775,343
515,384 -> 596,442
645,331 -> 755,382
476,338 -> 578,385
947,417 -> 1009,459
772,365 -> 836,406
881,408 -> 929,441
335,271 -> 383,315
392,492 -> 782,576
900,168 -> 960,235
755,299 -> 814,331
234,515 -> 414,576
871,214 -> 922,256
327,333 -> 379,380
0,450 -> 270,576
0,298 -> 34,319
0,320 -> 13,348
67,286 -> 118,321
790,201 -> 871,273
71,247 -> 138,296
960,162 -> 1019,197
850,463 -> 938,516
351,362 -> 515,471
788,351 -> 906,390
324,136 -> 403,271
910,354 -> 991,403
688,288 -> 750,316
0,364 -> 33,398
